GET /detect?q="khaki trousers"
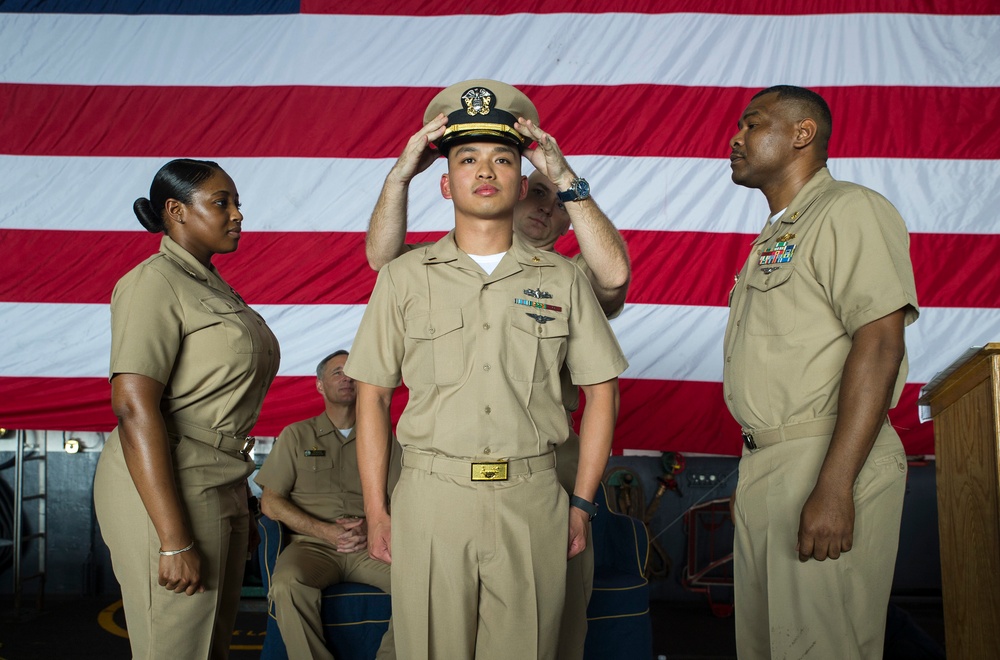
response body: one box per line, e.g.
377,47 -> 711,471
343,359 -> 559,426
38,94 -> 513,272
269,536 -> 395,660
554,432 -> 594,660
390,453 -> 568,660
733,425 -> 907,659
94,431 -> 252,660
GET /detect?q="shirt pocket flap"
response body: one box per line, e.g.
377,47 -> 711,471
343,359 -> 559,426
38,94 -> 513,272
295,454 -> 334,472
200,296 -> 239,314
747,265 -> 794,292
407,309 -> 464,340
510,311 -> 569,338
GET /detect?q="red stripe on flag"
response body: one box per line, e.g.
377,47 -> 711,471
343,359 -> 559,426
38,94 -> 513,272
2,84 -> 998,160
302,0 -> 999,15
3,229 -> 995,309
0,377 -> 933,455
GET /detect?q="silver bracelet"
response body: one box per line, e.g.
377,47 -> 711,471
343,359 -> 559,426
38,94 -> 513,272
159,540 -> 195,556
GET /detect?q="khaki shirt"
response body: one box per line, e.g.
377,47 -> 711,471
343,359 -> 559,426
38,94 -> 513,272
110,235 -> 280,436
723,168 -> 919,430
346,231 -> 627,459
255,413 -> 402,521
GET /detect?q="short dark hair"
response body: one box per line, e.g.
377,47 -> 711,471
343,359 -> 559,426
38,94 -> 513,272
316,350 -> 349,378
133,158 -> 223,233
752,85 -> 832,152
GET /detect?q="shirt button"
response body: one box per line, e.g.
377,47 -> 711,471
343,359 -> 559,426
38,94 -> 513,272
483,364 -> 491,372
727,394 -> 733,400
483,323 -> 490,330
536,325 -> 543,334
483,447 -> 491,455
485,406 -> 492,415
483,284 -> 490,290
429,327 -> 436,335
736,320 -> 741,327
268,349 -> 273,355
726,356 -> 731,363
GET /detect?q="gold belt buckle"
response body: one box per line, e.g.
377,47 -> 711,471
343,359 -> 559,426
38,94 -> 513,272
240,436 -> 256,458
471,461 -> 508,481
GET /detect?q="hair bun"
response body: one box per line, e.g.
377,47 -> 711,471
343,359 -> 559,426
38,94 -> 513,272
133,197 -> 164,233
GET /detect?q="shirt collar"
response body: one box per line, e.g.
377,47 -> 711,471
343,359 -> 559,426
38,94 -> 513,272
757,167 -> 833,244
159,235 -> 220,283
422,230 -> 559,275
313,413 -> 356,443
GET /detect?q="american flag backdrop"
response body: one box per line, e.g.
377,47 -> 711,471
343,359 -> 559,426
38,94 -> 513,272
1,1 -> 998,455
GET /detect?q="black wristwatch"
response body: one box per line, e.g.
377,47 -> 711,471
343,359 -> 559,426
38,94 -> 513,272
557,177 -> 591,203
570,495 -> 598,521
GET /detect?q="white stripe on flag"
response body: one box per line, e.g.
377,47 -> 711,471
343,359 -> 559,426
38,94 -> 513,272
2,156 -> 997,235
1,13 -> 996,87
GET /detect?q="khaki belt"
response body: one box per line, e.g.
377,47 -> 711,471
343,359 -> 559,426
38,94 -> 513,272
742,416 -> 838,451
402,449 -> 556,481
166,419 -> 255,458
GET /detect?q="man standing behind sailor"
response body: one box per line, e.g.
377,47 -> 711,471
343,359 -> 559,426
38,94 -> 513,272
345,80 -> 628,660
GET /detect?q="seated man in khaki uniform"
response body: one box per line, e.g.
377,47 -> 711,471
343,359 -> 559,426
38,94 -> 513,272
255,350 -> 402,660
725,85 -> 919,658
345,79 -> 629,660
365,115 -> 631,659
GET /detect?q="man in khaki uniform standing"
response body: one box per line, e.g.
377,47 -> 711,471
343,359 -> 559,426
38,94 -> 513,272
364,106 -> 631,660
255,350 -> 401,660
724,85 -> 919,659
345,79 -> 628,660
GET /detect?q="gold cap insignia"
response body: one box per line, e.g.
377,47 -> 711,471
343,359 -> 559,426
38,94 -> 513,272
462,87 -> 493,116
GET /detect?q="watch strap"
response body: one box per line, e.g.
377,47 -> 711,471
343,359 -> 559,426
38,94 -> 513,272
557,177 -> 590,203
570,494 -> 598,520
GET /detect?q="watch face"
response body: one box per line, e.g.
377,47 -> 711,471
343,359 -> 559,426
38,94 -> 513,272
558,177 -> 590,202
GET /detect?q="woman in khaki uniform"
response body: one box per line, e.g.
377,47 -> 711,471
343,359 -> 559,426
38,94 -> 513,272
94,159 -> 280,659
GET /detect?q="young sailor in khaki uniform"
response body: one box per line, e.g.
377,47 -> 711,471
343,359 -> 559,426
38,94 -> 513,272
255,350 -> 402,660
365,119 -> 631,659
94,159 -> 280,659
724,86 -> 919,659
346,80 -> 628,660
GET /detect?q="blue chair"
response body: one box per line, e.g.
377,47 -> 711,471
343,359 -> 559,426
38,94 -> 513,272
257,514 -> 391,660
585,481 -> 653,659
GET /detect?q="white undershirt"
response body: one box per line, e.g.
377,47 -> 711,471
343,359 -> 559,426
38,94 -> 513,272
468,252 -> 507,275
768,207 -> 788,225
339,427 -> 352,438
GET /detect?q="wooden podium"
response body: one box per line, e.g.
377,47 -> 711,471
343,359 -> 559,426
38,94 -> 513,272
917,343 -> 1000,658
